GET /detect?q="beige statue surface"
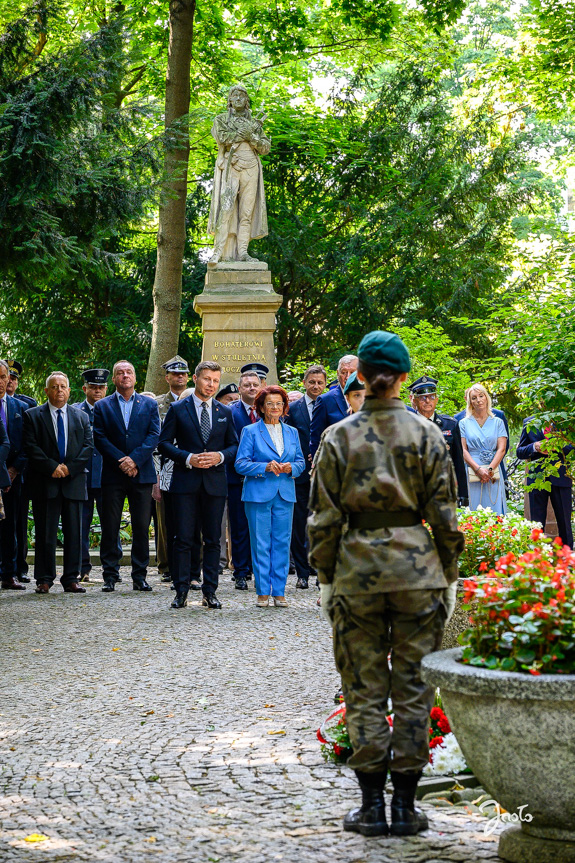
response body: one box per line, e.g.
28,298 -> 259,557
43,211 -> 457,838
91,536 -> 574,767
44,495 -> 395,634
207,85 -> 270,263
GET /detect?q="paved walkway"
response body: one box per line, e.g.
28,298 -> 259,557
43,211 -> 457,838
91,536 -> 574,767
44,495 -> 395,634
0,570 -> 503,862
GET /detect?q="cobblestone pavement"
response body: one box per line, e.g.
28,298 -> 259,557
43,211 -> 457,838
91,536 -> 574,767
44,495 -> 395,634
0,569 -> 503,862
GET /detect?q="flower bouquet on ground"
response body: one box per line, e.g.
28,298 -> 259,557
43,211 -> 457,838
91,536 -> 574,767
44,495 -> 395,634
457,507 -> 543,579
460,530 -> 575,675
318,695 -> 469,776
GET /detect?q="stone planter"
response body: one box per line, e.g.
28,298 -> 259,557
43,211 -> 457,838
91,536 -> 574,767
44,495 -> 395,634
421,648 -> 575,863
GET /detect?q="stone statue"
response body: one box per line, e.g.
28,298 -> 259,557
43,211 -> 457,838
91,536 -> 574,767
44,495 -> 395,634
207,85 -> 271,264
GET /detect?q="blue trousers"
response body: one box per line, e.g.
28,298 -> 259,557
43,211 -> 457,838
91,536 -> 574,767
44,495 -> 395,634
244,494 -> 294,597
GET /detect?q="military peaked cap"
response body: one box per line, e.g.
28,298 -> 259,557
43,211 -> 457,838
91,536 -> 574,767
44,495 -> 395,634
240,362 -> 269,379
161,355 -> 190,374
82,368 -> 110,385
7,360 -> 22,378
409,376 -> 438,395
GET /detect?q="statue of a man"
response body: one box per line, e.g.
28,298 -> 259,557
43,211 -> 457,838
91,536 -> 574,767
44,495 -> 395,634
207,85 -> 271,263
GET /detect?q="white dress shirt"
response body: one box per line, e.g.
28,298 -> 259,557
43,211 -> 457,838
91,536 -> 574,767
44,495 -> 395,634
48,402 -> 69,454
265,422 -> 284,457
185,394 -> 224,468
304,393 -> 315,422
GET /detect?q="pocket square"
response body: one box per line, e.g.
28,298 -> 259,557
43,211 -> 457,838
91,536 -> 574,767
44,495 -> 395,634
217,417 -> 227,423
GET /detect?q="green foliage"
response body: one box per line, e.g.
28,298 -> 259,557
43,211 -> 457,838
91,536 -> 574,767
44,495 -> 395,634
457,507 -> 541,579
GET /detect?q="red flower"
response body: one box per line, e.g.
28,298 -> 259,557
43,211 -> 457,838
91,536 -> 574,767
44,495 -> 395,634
333,743 -> 342,756
554,536 -> 563,546
511,528 -> 518,536
529,669 -> 541,676
429,736 -> 443,749
479,561 -> 488,572
430,706 -> 443,720
531,528 -> 542,541
438,716 -> 451,734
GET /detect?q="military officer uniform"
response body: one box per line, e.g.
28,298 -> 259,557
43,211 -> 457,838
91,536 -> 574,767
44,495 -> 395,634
308,332 -> 464,838
408,376 -> 468,505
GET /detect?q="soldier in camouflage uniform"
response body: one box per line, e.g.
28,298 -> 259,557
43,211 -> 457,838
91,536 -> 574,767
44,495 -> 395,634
308,331 -> 463,838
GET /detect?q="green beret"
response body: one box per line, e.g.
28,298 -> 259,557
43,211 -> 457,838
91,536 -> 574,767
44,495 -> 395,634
343,371 -> 365,394
357,330 -> 411,373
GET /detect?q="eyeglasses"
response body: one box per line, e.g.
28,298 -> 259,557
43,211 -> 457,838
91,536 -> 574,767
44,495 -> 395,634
415,394 -> 437,401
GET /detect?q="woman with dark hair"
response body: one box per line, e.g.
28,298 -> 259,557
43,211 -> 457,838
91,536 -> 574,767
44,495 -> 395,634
308,331 -> 463,838
235,386 -> 305,607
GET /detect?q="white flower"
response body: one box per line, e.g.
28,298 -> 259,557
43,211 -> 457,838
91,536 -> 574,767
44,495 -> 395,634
423,733 -> 468,776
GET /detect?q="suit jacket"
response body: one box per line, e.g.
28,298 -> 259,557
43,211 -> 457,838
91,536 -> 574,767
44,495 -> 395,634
5,394 -> 30,475
516,418 -> 573,488
285,396 -> 312,485
310,386 -> 348,458
158,397 -> 238,495
455,406 -> 510,479
93,393 -> 160,485
73,400 -> 103,490
226,400 -> 254,487
13,393 -> 37,410
0,417 -> 10,488
235,421 -> 305,503
23,403 -> 93,500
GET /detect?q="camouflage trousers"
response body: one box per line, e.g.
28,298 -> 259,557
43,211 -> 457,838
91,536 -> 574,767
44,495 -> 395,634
330,588 -> 446,775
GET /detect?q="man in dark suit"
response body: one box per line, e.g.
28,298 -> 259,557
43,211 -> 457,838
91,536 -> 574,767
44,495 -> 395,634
226,370 -> 261,590
0,360 -> 30,590
286,364 -> 327,588
93,360 -> 160,592
310,354 -> 358,458
517,418 -> 573,546
24,371 -> 93,593
73,368 -> 119,581
159,361 -> 238,610
5,360 -> 37,584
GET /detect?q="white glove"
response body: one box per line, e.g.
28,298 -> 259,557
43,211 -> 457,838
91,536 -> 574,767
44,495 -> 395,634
444,581 -> 458,624
319,583 -> 334,625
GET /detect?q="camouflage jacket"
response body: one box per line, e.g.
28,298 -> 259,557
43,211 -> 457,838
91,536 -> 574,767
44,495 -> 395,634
308,397 -> 464,594
155,391 -> 179,423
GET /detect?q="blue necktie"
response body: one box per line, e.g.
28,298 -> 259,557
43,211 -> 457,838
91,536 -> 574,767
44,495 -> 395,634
56,409 -> 66,461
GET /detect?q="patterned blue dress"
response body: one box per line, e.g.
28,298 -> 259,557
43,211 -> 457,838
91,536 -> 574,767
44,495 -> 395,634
459,415 -> 508,515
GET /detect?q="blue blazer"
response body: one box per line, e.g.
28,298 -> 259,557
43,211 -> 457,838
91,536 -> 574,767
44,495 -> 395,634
235,421 -> 305,503
285,396 -> 312,485
73,400 -> 103,489
5,394 -> 29,475
93,393 -> 160,485
516,418 -> 572,488
226,400 -> 253,487
310,386 -> 347,458
158,397 -> 238,496
0,417 -> 11,487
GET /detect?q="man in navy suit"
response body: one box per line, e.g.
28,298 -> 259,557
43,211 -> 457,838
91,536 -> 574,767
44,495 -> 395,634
517,418 -> 573,546
93,361 -> 160,592
24,372 -> 93,593
159,361 -> 238,609
226,370 -> 261,590
6,361 -> 37,583
73,368 -> 122,581
285,364 -> 327,588
0,360 -> 31,590
310,354 -> 358,459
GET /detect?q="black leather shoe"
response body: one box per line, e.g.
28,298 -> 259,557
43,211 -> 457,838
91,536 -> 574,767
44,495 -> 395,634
234,577 -> 248,591
344,770 -> 389,837
17,574 -> 31,584
190,580 -> 202,591
171,591 -> 188,609
3,577 -> 26,590
161,573 -> 172,583
102,582 -> 115,592
296,577 -> 309,589
133,581 -> 153,592
390,770 -> 428,836
202,593 -> 222,609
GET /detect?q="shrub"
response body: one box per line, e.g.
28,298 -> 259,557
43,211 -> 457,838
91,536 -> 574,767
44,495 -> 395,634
457,506 -> 541,579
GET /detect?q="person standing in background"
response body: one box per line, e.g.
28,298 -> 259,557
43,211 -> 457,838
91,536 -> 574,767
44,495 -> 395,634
310,355 -> 358,458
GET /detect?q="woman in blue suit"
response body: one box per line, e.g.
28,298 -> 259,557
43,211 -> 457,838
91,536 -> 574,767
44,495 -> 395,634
235,386 -> 305,607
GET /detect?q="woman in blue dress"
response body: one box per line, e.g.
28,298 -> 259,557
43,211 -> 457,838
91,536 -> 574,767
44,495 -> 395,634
459,383 -> 508,515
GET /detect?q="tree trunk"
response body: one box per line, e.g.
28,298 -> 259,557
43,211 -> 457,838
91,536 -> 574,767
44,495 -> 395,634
145,0 -> 195,394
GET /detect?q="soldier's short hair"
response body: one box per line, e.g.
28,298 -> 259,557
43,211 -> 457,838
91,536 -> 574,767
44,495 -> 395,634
45,371 -> 69,388
195,360 -> 222,377
303,364 -> 327,381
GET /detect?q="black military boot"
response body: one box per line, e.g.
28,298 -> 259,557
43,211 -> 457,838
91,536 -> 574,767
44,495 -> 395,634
343,769 -> 389,837
390,770 -> 428,836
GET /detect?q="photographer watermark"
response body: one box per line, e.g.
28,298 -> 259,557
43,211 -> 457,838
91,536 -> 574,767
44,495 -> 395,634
479,800 -> 533,836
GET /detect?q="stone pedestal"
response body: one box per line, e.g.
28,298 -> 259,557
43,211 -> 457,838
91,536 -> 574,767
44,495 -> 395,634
193,262 -> 282,387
